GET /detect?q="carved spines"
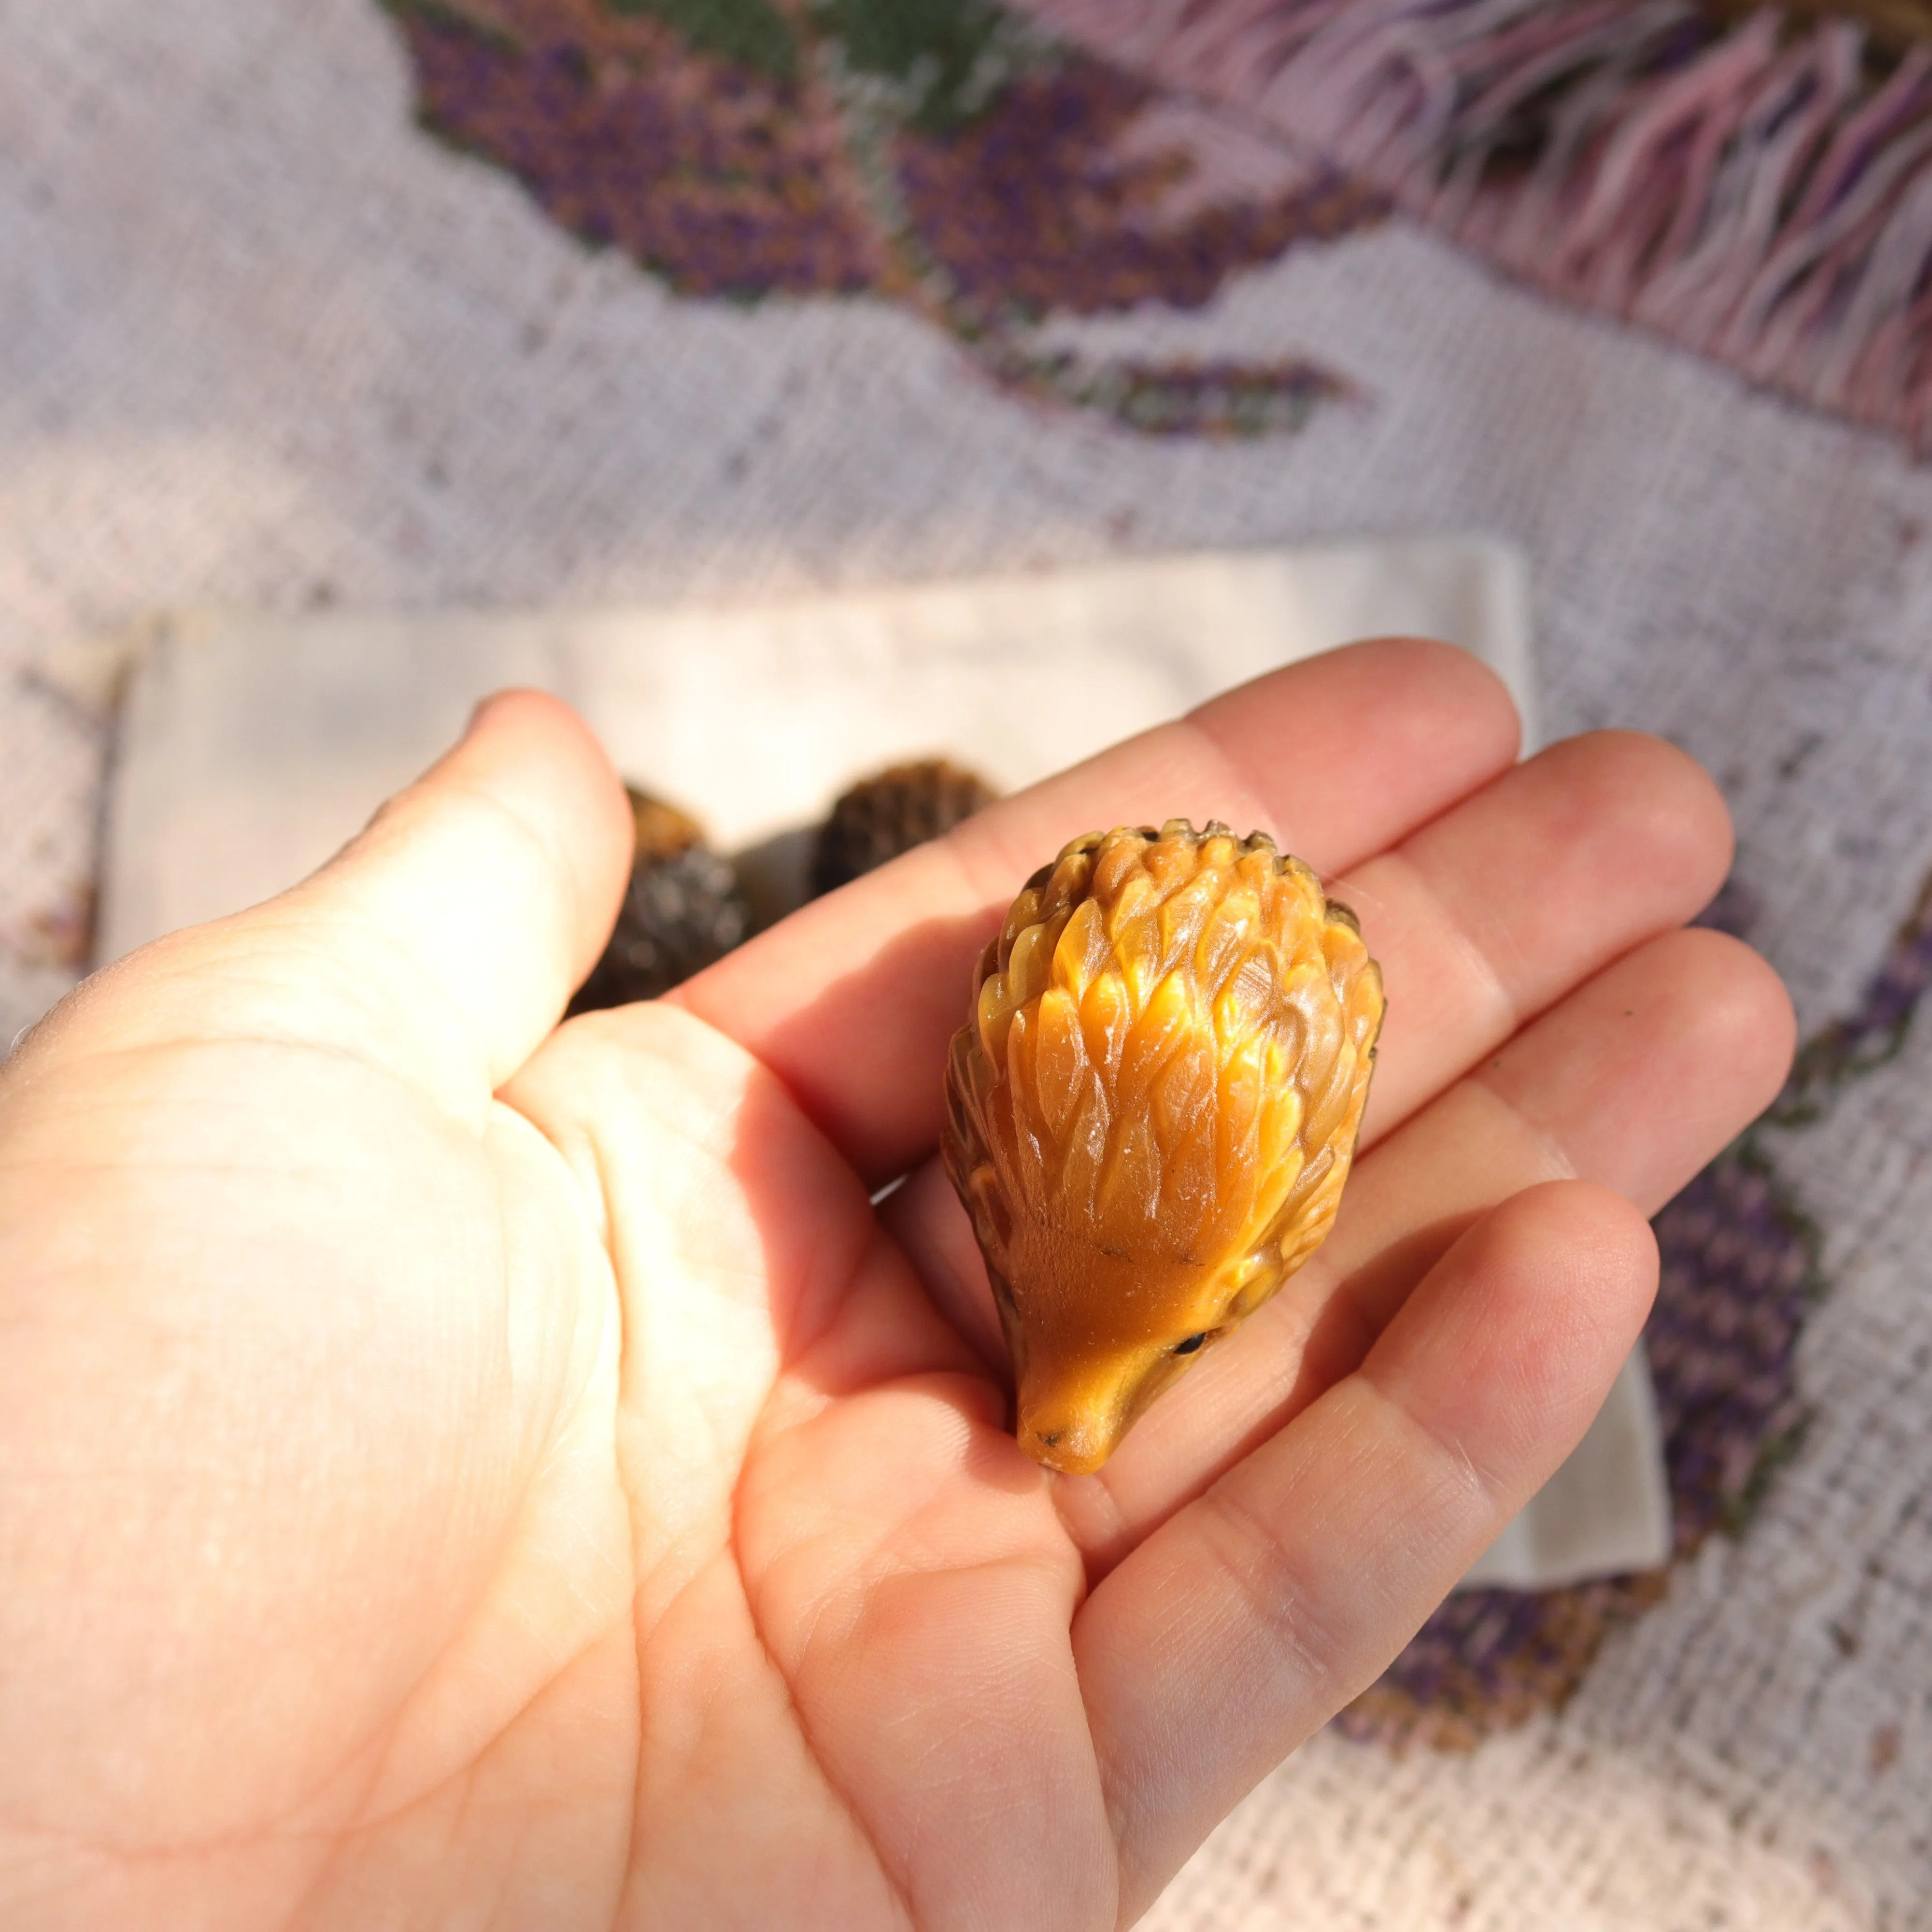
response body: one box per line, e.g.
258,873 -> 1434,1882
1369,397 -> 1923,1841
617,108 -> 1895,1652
943,819 -> 1384,1340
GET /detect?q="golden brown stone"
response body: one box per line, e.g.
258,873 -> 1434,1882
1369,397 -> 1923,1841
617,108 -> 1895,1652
811,758 -> 999,896
568,788 -> 749,1012
942,819 -> 1384,1474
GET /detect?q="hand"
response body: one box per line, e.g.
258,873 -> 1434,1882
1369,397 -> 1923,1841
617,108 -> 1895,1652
0,642 -> 1790,1930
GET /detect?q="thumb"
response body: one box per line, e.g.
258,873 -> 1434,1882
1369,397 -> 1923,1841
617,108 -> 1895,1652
24,691 -> 633,1115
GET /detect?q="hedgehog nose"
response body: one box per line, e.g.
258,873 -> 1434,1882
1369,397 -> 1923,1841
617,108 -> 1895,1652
1017,1393 -> 1121,1476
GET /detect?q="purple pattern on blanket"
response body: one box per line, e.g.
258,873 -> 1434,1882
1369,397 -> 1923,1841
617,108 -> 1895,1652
1776,867 -> 1932,1120
380,0 -> 1380,435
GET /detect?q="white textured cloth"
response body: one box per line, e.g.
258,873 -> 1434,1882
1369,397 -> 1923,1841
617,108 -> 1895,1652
4,1 -> 1931,1924
94,540 -> 1537,950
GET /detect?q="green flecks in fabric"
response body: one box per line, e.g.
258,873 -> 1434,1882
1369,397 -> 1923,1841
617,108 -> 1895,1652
603,0 -> 799,80
814,0 -> 1028,129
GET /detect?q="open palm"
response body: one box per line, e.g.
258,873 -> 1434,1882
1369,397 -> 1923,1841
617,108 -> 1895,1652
0,642 -> 1790,1931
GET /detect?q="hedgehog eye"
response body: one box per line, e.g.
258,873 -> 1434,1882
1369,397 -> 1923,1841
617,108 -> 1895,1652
1173,1333 -> 1208,1356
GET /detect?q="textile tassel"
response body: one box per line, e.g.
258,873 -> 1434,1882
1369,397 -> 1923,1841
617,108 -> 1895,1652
1013,0 -> 1932,449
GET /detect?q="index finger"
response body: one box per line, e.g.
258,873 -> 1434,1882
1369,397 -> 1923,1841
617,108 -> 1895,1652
669,638 -> 1521,1184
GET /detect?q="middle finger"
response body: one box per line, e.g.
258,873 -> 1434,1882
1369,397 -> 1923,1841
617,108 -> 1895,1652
1342,725 -> 1732,1143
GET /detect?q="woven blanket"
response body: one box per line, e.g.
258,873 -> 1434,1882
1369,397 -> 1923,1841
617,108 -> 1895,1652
4,0 -> 1931,1923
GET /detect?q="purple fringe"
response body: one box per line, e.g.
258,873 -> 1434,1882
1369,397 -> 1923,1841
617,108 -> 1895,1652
1014,0 -> 1932,448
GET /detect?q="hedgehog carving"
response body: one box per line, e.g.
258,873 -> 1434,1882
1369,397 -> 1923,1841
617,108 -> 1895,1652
568,789 -> 749,1012
812,758 -> 999,895
942,819 -> 1385,1474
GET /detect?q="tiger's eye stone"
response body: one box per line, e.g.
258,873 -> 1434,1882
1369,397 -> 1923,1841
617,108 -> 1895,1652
812,758 -> 999,896
941,819 -> 1384,1474
569,789 -> 749,1012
